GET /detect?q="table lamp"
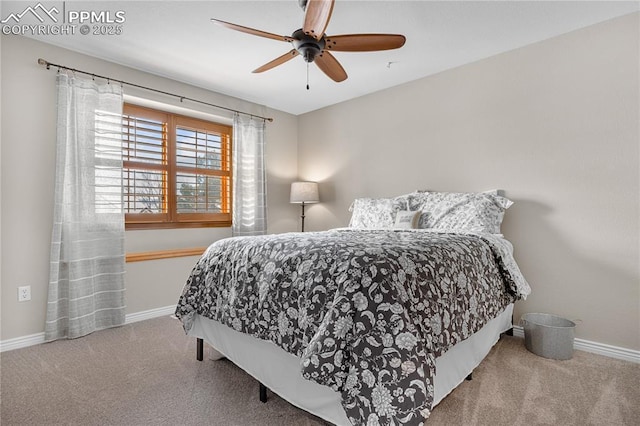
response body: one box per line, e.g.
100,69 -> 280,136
290,181 -> 319,232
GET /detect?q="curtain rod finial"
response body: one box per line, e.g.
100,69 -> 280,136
38,58 -> 50,69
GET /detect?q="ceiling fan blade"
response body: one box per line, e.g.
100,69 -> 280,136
211,18 -> 293,42
324,34 -> 406,52
303,0 -> 335,40
315,50 -> 347,82
253,50 -> 300,73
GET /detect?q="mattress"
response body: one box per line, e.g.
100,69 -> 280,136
188,304 -> 514,426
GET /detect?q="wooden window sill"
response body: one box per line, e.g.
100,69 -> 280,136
126,247 -> 207,263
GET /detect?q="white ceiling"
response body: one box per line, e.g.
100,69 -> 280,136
8,1 -> 640,115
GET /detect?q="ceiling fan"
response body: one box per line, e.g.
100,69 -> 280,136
211,0 -> 406,87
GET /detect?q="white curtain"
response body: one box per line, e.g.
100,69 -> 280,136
232,113 -> 267,236
46,73 -> 126,341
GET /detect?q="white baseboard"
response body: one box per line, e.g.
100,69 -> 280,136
0,305 -> 176,353
0,332 -> 45,353
124,305 -> 176,324
512,325 -> 640,364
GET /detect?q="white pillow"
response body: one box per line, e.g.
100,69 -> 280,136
393,211 -> 421,229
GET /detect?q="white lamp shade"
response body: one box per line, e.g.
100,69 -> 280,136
290,182 -> 319,204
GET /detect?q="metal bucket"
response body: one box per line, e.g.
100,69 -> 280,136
520,313 -> 576,360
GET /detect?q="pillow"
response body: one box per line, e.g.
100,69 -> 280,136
408,191 -> 513,234
393,211 -> 421,229
348,195 -> 412,229
348,198 -> 395,228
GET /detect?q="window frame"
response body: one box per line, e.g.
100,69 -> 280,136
123,103 -> 232,230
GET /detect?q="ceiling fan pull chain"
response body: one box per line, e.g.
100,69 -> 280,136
306,63 -> 310,90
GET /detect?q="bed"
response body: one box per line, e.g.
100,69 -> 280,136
175,190 -> 530,425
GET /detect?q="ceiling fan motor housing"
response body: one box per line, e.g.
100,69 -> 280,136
292,29 -> 325,63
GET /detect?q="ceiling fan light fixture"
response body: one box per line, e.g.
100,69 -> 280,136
303,48 -> 319,63
292,29 -> 325,63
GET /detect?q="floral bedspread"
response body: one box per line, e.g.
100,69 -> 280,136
175,229 -> 530,425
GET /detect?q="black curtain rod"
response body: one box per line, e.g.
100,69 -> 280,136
37,58 -> 274,122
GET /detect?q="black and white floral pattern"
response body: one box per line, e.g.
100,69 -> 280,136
406,192 -> 512,234
349,191 -> 512,234
176,229 -> 529,425
348,197 -> 402,228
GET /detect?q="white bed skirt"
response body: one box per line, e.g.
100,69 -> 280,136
188,304 -> 514,425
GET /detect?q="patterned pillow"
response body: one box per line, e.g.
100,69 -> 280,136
349,195 -> 411,228
407,191 -> 513,234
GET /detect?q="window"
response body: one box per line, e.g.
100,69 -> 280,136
122,104 -> 232,229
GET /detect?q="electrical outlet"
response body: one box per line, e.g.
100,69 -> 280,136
18,285 -> 31,302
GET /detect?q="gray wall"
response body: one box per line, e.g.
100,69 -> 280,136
0,35 -> 299,340
298,14 -> 639,351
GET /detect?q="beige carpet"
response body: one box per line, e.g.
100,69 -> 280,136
1,316 -> 638,425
